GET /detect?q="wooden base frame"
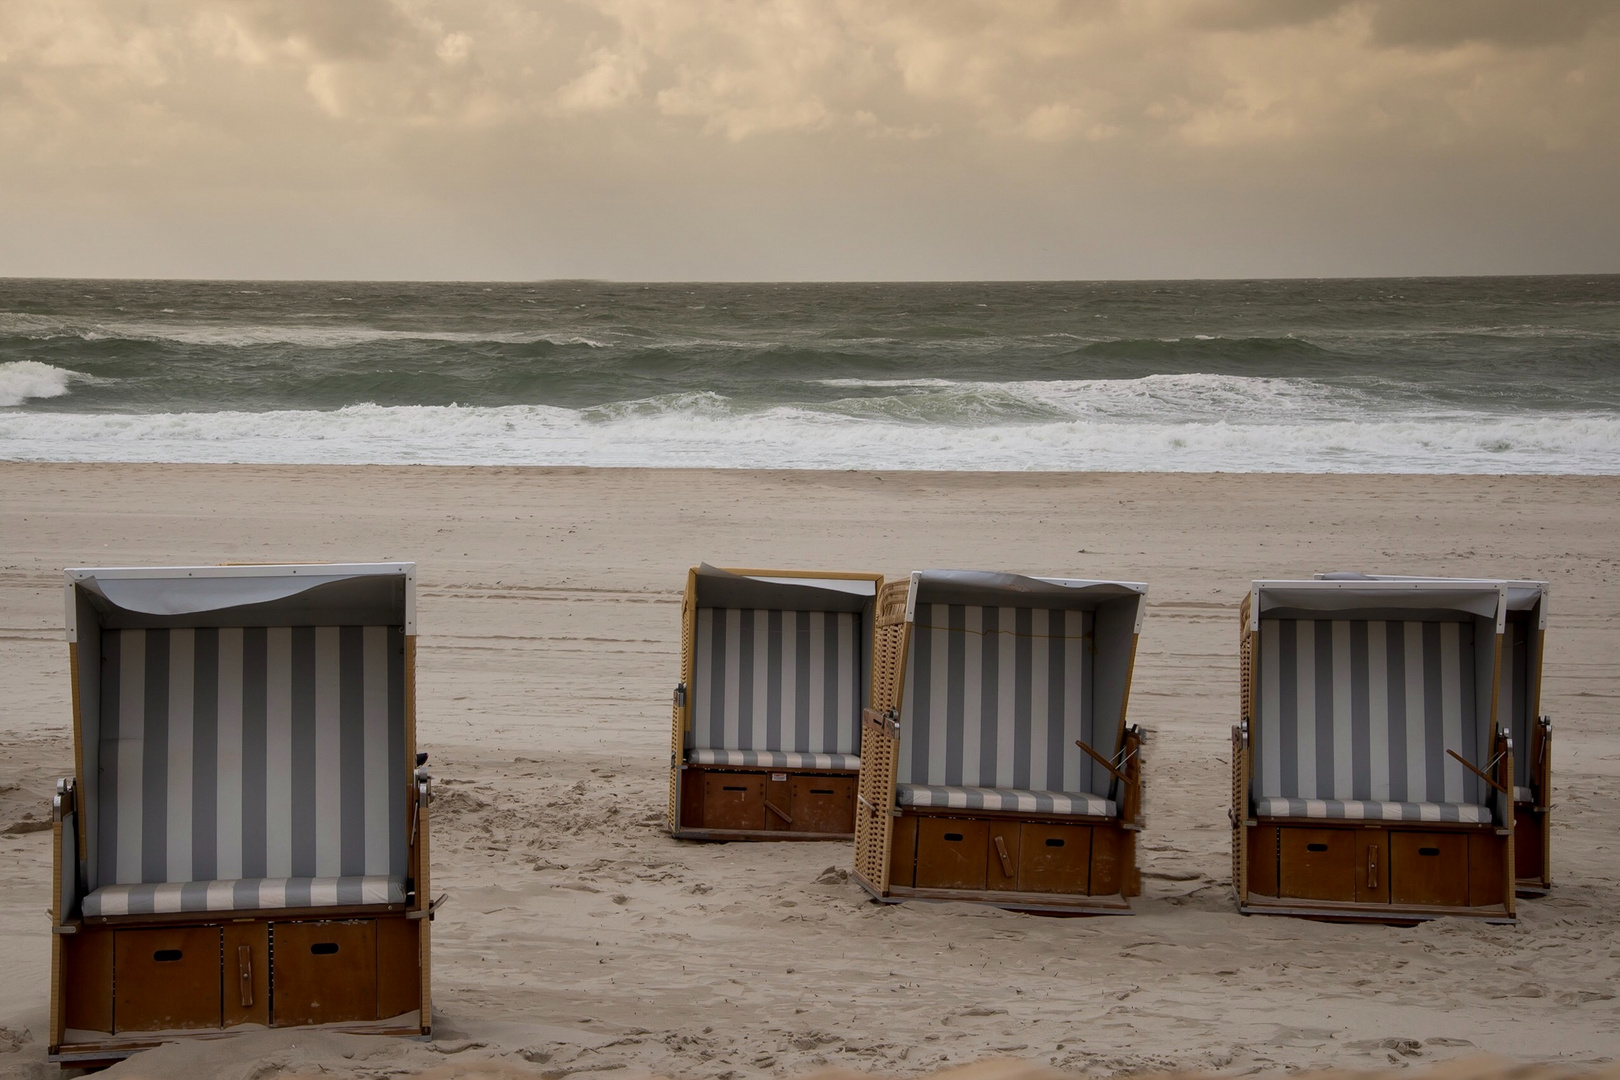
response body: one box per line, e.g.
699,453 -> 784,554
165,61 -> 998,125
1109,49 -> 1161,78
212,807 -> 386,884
1236,819 -> 1514,924
858,806 -> 1139,915
672,764 -> 858,841
48,911 -> 428,1065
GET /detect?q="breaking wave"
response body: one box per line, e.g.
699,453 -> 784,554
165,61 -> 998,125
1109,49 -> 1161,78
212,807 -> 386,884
0,373 -> 1615,473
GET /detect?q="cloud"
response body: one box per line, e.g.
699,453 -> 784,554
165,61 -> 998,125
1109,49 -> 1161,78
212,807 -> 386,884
0,0 -> 1616,277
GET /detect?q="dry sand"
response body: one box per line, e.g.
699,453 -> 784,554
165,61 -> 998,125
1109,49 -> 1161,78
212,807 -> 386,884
0,463 -> 1616,1080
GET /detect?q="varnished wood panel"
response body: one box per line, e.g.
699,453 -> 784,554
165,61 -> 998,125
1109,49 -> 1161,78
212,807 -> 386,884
701,774 -> 766,832
1513,807 -> 1545,883
1090,824 -> 1126,896
1390,831 -> 1469,907
887,815 -> 918,888
272,921 -> 378,1028
1469,829 -> 1508,907
1017,822 -> 1091,895
985,821 -> 1020,891
376,916 -> 422,1021
914,818 -> 988,891
1246,825 -> 1279,897
222,923 -> 269,1028
1278,827 -> 1357,902
62,929 -> 114,1035
790,775 -> 855,835
1355,829 -> 1390,905
114,927 -> 222,1032
678,767 -> 705,829
764,773 -> 795,832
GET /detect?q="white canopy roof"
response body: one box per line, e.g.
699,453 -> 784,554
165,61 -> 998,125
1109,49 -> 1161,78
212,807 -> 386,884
65,563 -> 416,639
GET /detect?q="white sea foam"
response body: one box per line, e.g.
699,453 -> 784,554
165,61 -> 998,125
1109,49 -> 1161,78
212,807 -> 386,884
0,314 -> 610,349
0,373 -> 1615,473
0,361 -> 95,407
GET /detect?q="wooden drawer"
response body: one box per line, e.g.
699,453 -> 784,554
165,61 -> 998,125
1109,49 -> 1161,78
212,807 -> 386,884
1278,827 -> 1357,902
113,927 -> 222,1032
272,920 -> 378,1027
1390,831 -> 1468,907
790,775 -> 855,835
701,773 -> 766,832
1016,822 -> 1091,895
914,819 -> 988,890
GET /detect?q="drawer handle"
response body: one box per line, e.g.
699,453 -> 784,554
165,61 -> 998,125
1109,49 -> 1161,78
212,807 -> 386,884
1418,847 -> 1441,857
810,789 -> 834,795
310,942 -> 340,956
943,832 -> 965,842
1045,838 -> 1065,848
153,949 -> 183,962
722,785 -> 748,792
1306,843 -> 1329,852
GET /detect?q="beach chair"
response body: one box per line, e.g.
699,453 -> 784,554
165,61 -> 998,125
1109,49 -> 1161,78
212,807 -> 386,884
48,564 -> 434,1066
1319,574 -> 1552,895
669,565 -> 883,840
1232,579 -> 1516,923
852,571 -> 1148,914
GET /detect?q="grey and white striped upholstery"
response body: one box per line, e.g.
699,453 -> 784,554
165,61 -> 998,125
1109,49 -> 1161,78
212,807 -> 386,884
688,609 -> 861,767
83,875 -> 404,917
898,784 -> 1114,817
1254,798 -> 1489,823
690,749 -> 860,770
88,626 -> 407,913
1254,618 -> 1489,821
897,605 -> 1113,818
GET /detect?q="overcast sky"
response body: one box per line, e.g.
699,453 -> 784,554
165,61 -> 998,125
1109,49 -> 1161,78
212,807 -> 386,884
2,0 -> 1618,280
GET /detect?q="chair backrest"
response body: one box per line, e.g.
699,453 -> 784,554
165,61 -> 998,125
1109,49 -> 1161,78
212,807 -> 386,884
96,626 -> 407,888
689,608 -> 862,755
897,605 -> 1098,793
1254,617 -> 1483,805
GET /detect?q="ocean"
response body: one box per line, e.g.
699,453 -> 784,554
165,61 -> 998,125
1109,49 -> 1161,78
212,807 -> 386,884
1,276 -> 1617,472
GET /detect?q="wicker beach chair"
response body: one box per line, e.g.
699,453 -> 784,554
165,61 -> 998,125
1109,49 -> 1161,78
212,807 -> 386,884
1232,579 -> 1516,923
852,571 -> 1148,914
668,565 -> 883,840
49,564 -> 435,1065
1319,574 -> 1552,895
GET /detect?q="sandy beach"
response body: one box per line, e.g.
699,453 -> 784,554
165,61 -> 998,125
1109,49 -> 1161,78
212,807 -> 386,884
0,463 -> 1616,1080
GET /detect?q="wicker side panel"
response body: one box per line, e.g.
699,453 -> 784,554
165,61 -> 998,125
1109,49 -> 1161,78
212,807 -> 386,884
668,575 -> 697,833
855,588 -> 910,892
1233,593 -> 1253,903
853,709 -> 898,891
1231,723 -> 1248,903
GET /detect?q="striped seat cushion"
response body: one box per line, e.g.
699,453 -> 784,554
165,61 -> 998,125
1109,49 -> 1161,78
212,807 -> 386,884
689,748 -> 860,770
82,875 -> 405,917
1255,618 -> 1489,809
690,608 -> 862,759
94,626 -> 407,895
897,784 -> 1115,817
1255,798 -> 1490,824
